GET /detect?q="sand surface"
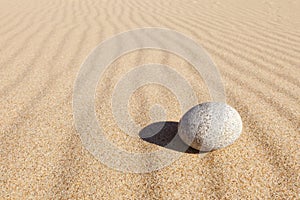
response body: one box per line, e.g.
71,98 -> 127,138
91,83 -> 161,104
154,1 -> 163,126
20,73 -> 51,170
1,0 -> 299,199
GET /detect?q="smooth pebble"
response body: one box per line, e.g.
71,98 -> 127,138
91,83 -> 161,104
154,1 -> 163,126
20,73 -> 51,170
178,102 -> 243,151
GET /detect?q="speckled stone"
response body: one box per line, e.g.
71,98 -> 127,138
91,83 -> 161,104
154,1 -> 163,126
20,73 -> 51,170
178,102 -> 243,151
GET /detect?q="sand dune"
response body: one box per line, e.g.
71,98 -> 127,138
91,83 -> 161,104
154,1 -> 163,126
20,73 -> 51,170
1,0 -> 299,199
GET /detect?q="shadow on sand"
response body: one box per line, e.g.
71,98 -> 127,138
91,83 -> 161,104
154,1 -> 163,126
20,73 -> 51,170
139,121 -> 208,154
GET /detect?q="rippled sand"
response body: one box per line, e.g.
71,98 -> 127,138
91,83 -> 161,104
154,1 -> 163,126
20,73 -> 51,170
1,0 -> 299,199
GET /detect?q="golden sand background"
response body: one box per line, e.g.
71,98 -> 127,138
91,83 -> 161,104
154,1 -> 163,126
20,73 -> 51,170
1,0 -> 299,199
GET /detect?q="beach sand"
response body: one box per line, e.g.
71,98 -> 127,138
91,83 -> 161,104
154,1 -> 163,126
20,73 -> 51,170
1,0 -> 299,199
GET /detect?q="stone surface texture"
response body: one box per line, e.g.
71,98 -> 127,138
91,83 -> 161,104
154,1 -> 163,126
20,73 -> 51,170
178,102 -> 243,151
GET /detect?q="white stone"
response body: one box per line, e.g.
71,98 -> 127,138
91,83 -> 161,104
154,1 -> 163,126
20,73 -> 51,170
178,102 -> 243,151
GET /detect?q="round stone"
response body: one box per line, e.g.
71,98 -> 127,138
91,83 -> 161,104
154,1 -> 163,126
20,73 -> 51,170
178,102 -> 242,151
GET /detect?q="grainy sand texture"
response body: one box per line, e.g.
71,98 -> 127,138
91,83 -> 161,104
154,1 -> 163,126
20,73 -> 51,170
1,0 -> 299,199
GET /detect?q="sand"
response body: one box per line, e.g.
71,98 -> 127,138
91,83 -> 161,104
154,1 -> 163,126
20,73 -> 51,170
1,0 -> 299,199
